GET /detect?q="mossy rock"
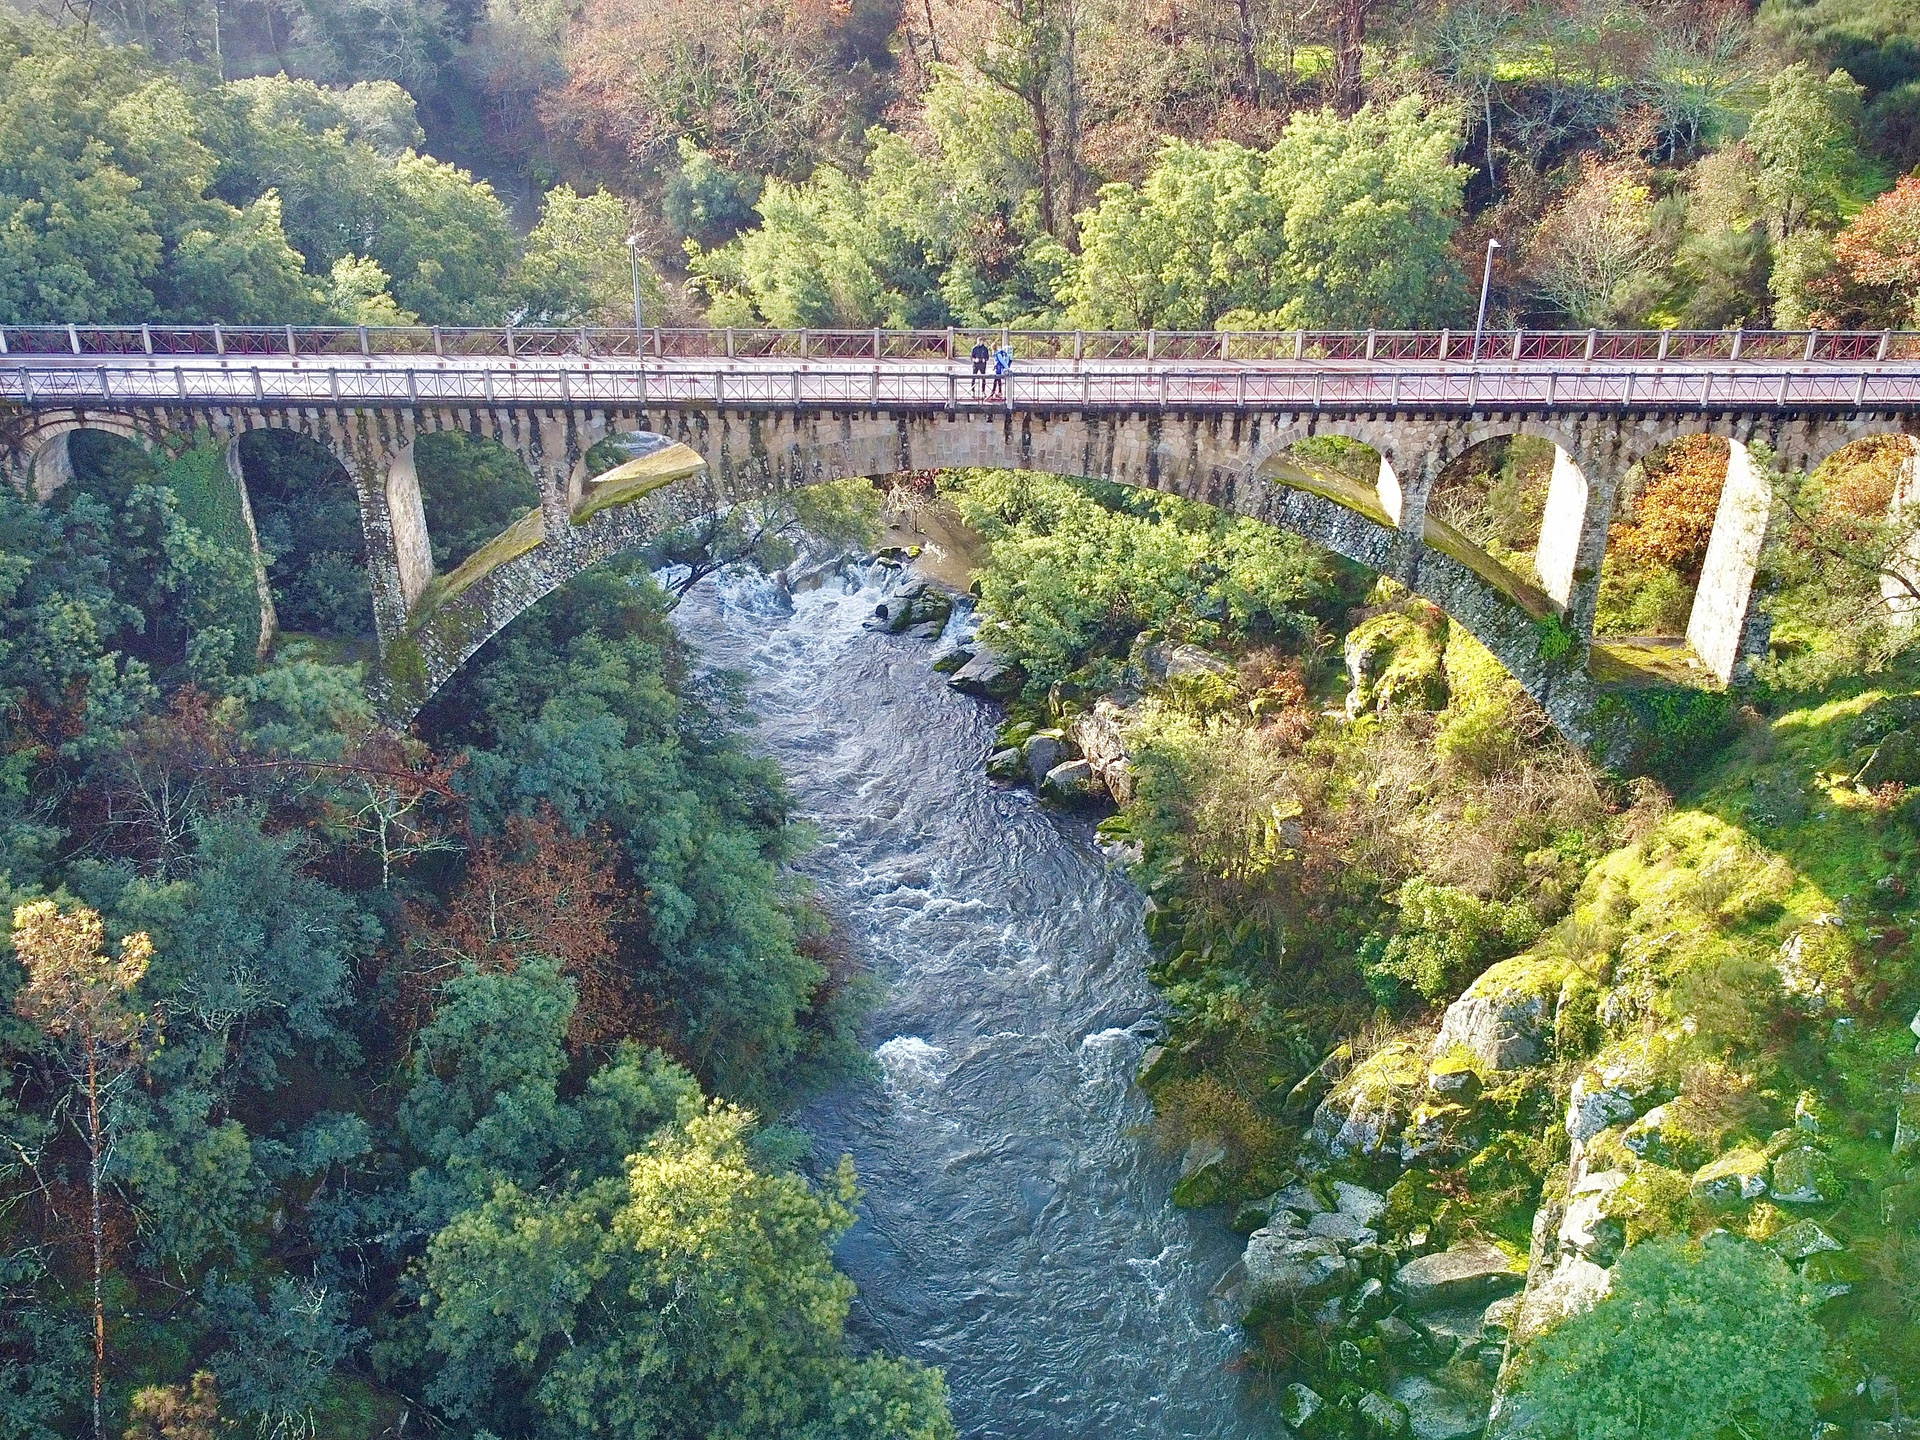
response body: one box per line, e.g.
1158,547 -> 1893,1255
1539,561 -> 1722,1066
1690,1147 -> 1770,1208
1769,1145 -> 1838,1205
1345,609 -> 1447,717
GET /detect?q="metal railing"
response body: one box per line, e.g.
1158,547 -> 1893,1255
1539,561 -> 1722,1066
0,324 -> 1916,365
6,361 -> 1919,413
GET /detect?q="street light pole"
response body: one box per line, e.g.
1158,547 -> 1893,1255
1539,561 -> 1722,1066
625,234 -> 645,339
1472,237 -> 1502,361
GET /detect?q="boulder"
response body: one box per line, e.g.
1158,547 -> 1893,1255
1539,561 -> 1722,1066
1040,759 -> 1104,806
1772,1219 -> 1843,1263
1312,1043 -> 1425,1159
1770,1145 -> 1838,1205
1855,727 -> 1920,788
1566,1077 -> 1638,1144
1393,1240 -> 1524,1311
1137,639 -> 1233,685
1136,1043 -> 1178,1089
949,644 -> 1020,698
1896,1056 -> 1920,1158
1334,1181 -> 1389,1229
1620,1103 -> 1675,1164
1357,1390 -> 1411,1437
1307,1210 -> 1378,1246
1068,699 -> 1138,805
1426,1050 -> 1481,1100
1691,1147 -> 1770,1208
1430,956 -> 1565,1072
1269,1180 -> 1329,1217
1171,1138 -> 1231,1209
985,747 -> 1026,782
1390,1376 -> 1488,1440
1344,609 -> 1446,718
1375,1314 -> 1419,1349
1558,1170 -> 1628,1264
1511,1253 -> 1612,1347
1243,1226 -> 1355,1305
1279,1384 -> 1329,1435
1023,731 -> 1067,787
1283,1044 -> 1352,1119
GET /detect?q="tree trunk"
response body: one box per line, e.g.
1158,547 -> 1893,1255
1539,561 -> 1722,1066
1235,0 -> 1260,102
86,1046 -> 104,1440
1333,0 -> 1368,113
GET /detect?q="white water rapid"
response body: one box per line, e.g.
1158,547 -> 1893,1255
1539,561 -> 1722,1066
672,561 -> 1277,1440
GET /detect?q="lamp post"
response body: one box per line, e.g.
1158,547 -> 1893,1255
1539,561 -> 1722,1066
625,234 -> 645,338
1471,237 -> 1501,361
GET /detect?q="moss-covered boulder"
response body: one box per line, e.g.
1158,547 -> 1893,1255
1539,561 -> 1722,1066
1769,1145 -> 1838,1205
1690,1147 -> 1770,1208
1312,1042 -> 1426,1159
1431,952 -> 1568,1072
1344,608 -> 1448,718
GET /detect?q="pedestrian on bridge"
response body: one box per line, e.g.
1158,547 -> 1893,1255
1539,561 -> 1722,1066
970,338 -> 991,395
991,343 -> 1012,400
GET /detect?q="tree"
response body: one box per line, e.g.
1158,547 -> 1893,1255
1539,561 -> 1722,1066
1258,98 -> 1469,329
410,808 -> 642,1048
1817,173 -> 1920,327
1528,159 -> 1670,327
512,184 -> 662,325
1063,140 -> 1282,329
554,0 -> 881,181
1511,1234 -> 1827,1440
1747,63 -> 1865,242
421,1098 -> 956,1438
11,901 -> 157,1440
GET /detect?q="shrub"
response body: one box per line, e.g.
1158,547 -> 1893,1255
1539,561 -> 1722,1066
1511,1234 -> 1827,1440
1367,878 -> 1542,1003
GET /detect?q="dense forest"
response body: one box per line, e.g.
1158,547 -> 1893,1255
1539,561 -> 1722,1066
2,0 -> 1920,1436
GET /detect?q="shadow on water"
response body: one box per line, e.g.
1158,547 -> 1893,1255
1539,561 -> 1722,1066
671,561 -> 1277,1440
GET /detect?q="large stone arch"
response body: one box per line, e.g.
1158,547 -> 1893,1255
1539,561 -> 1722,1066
389,412 -> 1599,747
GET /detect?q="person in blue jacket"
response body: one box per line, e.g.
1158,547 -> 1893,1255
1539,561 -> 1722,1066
990,343 -> 1012,399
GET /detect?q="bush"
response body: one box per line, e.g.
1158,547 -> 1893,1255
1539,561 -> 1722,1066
1511,1234 -> 1827,1440
1367,877 -> 1542,1003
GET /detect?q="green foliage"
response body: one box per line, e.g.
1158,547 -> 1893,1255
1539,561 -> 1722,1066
1535,613 -> 1577,663
512,183 -> 661,325
1748,63 -> 1867,242
1511,1235 -> 1827,1440
423,565 -> 869,1111
420,1098 -> 954,1438
1368,877 -> 1542,1004
1065,99 -> 1469,330
948,469 -> 1341,693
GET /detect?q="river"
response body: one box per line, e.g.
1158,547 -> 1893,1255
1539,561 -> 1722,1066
672,560 -> 1276,1440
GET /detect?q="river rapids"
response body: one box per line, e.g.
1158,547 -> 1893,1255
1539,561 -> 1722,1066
672,560 -> 1276,1440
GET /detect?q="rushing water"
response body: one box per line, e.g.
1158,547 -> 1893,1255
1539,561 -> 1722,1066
672,561 -> 1275,1440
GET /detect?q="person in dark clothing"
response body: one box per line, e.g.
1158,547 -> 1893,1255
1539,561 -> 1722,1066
970,339 -> 990,395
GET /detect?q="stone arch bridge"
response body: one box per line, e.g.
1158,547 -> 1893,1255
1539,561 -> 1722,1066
3,324 -> 1918,752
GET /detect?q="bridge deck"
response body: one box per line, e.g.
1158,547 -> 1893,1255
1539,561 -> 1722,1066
3,326 -> 1919,416
7,352 -> 1920,414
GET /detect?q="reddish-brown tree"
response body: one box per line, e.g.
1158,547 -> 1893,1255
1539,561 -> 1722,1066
407,809 -> 653,1049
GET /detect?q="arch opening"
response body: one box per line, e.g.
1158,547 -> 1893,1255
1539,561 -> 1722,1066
238,428 -> 376,646
1762,433 -> 1920,690
1594,435 -> 1734,648
50,427 -> 267,681
412,431 -> 542,575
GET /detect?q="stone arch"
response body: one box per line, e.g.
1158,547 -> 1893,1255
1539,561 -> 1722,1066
6,411 -> 156,500
385,417 -> 1599,750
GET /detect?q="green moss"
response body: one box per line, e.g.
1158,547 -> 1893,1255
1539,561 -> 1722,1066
573,442 -> 705,524
431,508 -> 544,604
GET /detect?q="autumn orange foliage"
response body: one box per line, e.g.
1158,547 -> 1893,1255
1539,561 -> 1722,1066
407,808 -> 655,1049
1609,435 -> 1730,579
